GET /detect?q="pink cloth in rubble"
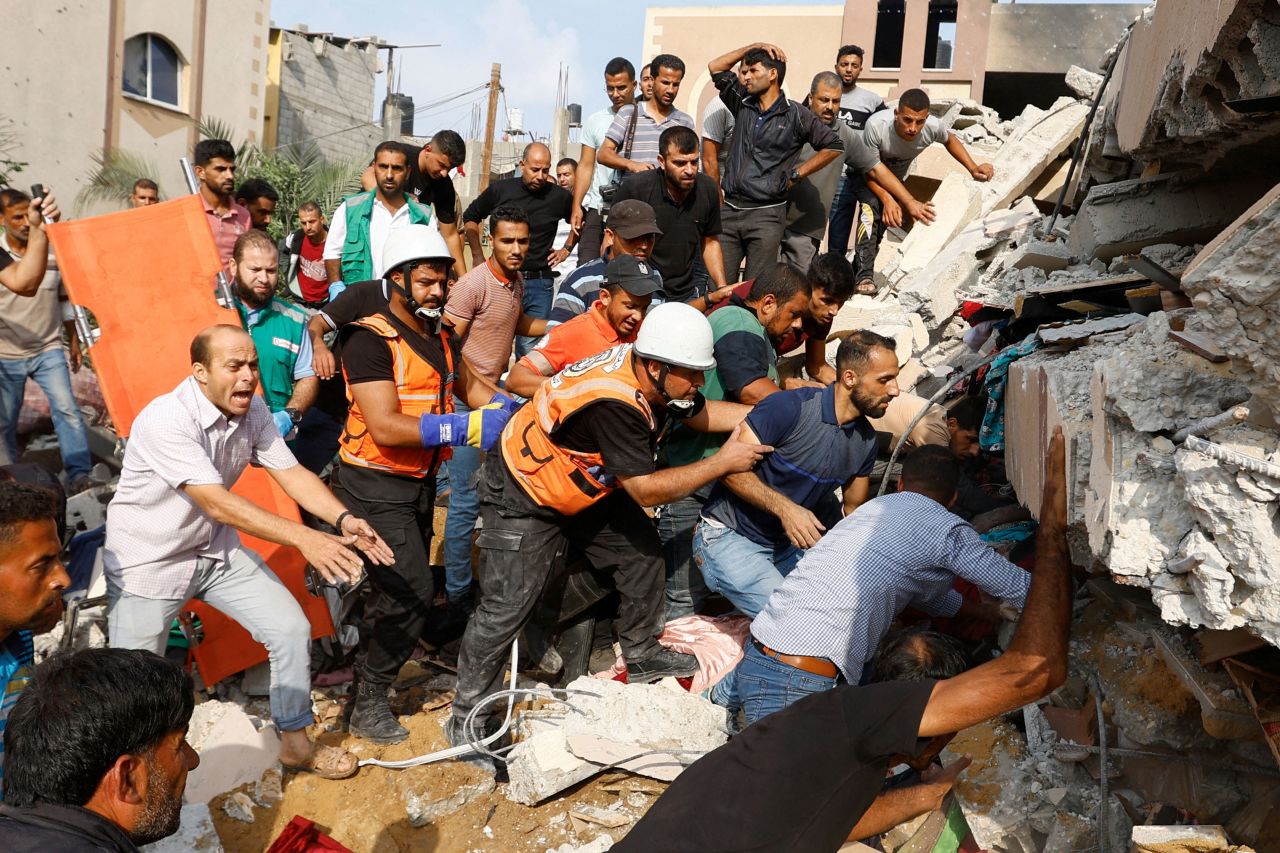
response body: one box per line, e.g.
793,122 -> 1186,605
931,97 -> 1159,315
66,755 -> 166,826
594,614 -> 751,692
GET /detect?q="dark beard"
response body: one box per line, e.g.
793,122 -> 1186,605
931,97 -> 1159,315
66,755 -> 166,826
851,385 -> 889,419
128,762 -> 183,845
235,282 -> 270,309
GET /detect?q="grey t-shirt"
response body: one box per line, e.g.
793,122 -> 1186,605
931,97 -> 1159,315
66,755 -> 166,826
785,123 -> 859,239
848,109 -> 950,181
838,87 -> 886,133
0,242 -> 64,360
701,100 -> 736,181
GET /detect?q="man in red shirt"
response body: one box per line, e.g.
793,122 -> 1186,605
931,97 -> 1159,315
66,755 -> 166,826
505,255 -> 659,398
710,253 -> 856,384
288,202 -> 330,307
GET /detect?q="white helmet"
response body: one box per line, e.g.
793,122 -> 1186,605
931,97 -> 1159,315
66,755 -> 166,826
633,302 -> 716,372
382,225 -> 453,276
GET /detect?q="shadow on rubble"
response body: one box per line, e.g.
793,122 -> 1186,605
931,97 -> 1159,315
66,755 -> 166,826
371,817 -> 442,852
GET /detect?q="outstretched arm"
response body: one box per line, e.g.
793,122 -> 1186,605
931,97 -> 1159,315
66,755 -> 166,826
917,427 -> 1070,738
944,135 -> 993,182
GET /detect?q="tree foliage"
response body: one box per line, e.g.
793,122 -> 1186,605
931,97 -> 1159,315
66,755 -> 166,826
0,117 -> 27,187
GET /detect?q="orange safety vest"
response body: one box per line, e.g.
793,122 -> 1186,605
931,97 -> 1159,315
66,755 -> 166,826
339,314 -> 455,478
500,343 -> 656,515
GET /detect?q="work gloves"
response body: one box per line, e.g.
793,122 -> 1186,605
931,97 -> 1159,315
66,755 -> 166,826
328,281 -> 347,302
418,401 -> 513,451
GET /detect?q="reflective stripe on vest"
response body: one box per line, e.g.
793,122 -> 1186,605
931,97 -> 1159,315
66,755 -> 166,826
499,344 -> 655,515
339,314 -> 454,478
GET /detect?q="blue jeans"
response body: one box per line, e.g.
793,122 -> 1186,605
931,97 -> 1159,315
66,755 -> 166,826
716,640 -> 841,726
692,521 -> 803,618
516,275 -> 555,359
436,394 -> 482,602
827,171 -> 858,257
657,495 -> 708,620
0,348 -> 92,480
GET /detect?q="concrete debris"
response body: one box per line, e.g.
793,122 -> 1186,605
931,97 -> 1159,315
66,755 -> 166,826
1067,172 -> 1263,262
1065,64 -> 1104,100
253,765 -> 283,807
1037,313 -> 1145,346
1131,824 -> 1254,853
140,803 -> 223,852
569,804 -> 632,828
828,296 -> 929,366
896,173 -> 983,276
504,676 -> 728,805
894,221 -> 995,327
32,606 -> 106,662
183,700 -> 280,805
978,99 -> 1089,216
545,836 -> 614,853
1011,239 -> 1075,272
403,774 -> 495,827
221,791 -> 256,824
983,196 -> 1041,238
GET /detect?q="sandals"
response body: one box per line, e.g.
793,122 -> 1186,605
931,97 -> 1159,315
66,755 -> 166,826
282,745 -> 359,780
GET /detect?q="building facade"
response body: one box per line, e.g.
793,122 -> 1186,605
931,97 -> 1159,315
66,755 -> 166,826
1,0 -> 269,210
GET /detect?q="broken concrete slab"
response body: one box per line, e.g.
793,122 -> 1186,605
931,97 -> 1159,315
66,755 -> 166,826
403,774 -> 495,827
504,676 -> 729,805
896,173 -> 983,276
979,99 -> 1089,216
1011,238 -> 1074,272
568,733 -> 683,781
1037,313 -> 1145,347
1130,824 -> 1248,853
896,221 -> 994,328
183,700 -> 280,805
983,196 -> 1041,238
141,803 -> 223,852
546,836 -> 615,853
1065,65 -> 1104,100
221,791 -> 256,824
1067,172 -> 1263,262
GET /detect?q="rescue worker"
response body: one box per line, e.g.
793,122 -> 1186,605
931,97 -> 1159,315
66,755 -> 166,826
334,225 -> 518,744
447,302 -> 773,755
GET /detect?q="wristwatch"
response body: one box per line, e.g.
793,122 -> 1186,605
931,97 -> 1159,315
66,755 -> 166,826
789,167 -> 801,183
283,406 -> 303,426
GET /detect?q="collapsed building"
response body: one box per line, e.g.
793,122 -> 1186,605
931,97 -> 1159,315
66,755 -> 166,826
805,1 -> 1280,849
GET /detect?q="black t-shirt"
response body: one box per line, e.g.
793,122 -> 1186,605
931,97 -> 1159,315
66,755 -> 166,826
388,142 -> 458,224
461,177 -> 573,274
340,313 -> 460,386
613,170 -> 722,300
0,251 -> 10,272
554,400 -> 665,478
614,680 -> 937,853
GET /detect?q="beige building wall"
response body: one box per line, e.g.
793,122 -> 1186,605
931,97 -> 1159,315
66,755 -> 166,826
642,5 -> 845,131
1,0 -> 266,212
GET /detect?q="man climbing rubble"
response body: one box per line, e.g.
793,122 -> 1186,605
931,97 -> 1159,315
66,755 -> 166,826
617,427 -> 1071,852
844,88 -> 994,292
447,302 -> 773,756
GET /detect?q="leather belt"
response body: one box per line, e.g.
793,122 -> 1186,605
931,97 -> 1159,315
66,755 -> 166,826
522,267 -> 553,278
752,638 -> 839,679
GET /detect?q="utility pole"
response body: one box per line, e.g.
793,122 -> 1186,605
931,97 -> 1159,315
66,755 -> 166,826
480,63 -> 502,194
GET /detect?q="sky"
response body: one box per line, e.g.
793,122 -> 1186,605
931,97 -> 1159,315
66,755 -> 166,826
267,0 -> 1138,144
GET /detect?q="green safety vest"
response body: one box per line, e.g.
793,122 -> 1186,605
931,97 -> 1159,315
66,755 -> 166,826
235,296 -> 309,412
340,191 -> 433,284
663,303 -> 778,468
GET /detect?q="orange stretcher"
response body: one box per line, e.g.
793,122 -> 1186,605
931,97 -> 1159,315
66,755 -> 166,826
48,196 -> 334,684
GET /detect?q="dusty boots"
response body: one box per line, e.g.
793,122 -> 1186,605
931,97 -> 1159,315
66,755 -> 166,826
348,680 -> 408,744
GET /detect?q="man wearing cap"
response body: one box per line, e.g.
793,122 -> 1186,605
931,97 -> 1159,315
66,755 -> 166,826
447,303 -> 773,759
333,225 -> 517,744
506,255 -> 659,398
546,199 -> 663,330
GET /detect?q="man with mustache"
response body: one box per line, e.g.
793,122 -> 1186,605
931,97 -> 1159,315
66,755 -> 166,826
693,330 -> 896,620
193,139 -> 250,270
0,480 -> 67,793
334,226 -> 516,744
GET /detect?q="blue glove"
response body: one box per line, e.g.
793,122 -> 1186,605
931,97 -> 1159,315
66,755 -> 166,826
328,281 -> 347,301
419,405 -> 512,451
272,409 -> 295,439
489,392 -> 522,416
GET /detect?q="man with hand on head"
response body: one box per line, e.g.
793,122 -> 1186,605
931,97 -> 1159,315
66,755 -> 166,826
104,324 -> 394,780
335,226 -> 514,744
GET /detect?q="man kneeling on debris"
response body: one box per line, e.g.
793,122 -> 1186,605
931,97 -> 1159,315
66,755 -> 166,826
616,428 -> 1070,852
0,648 -> 198,851
716,443 -> 1032,725
448,303 -> 772,755
104,325 -> 394,779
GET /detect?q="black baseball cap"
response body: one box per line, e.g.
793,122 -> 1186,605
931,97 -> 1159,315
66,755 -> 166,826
604,254 -> 662,296
605,199 -> 662,239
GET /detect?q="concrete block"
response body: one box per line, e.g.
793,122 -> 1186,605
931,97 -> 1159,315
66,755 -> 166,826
896,173 -> 983,276
504,676 -> 728,806
1067,172 -> 1262,262
1010,238 -> 1074,272
403,774 -> 495,827
979,100 -> 1089,216
983,196 -> 1041,238
1065,65 -> 1103,100
828,296 -> 921,366
1130,824 -> 1237,852
896,221 -> 990,327
183,700 -> 280,805
141,803 -> 223,852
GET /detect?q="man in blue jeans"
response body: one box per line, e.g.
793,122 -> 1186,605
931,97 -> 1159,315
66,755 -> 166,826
0,189 -> 94,493
693,330 -> 896,618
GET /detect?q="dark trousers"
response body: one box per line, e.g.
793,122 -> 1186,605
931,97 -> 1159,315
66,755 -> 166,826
291,406 -> 344,475
719,203 -> 787,283
332,462 -> 438,687
576,208 -> 605,268
453,454 -> 665,724
829,174 -> 884,283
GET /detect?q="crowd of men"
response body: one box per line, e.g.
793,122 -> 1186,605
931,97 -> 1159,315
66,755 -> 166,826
0,38 -> 1081,853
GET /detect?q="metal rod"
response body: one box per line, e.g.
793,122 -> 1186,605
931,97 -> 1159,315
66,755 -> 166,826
179,156 -> 235,307
1183,434 -> 1280,480
1053,742 -> 1280,779
1172,406 -> 1249,444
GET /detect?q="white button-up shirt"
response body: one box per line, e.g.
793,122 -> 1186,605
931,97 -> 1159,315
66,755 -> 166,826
103,377 -> 298,599
322,196 -> 419,280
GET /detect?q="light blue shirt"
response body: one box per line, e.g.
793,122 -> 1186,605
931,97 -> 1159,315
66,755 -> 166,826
752,491 -> 1030,683
581,106 -> 620,211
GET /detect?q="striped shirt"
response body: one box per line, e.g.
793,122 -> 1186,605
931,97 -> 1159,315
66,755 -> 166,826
442,259 -> 524,382
103,377 -> 298,599
0,630 -> 34,796
752,491 -> 1031,683
605,102 -> 695,170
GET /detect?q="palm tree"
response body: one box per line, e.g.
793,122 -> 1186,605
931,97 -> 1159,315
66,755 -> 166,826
0,116 -> 28,187
75,148 -> 164,212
